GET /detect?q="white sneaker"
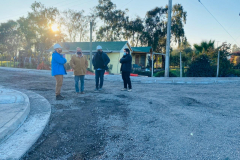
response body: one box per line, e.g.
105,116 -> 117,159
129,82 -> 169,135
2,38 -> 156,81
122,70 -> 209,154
128,89 -> 132,92
121,88 -> 127,91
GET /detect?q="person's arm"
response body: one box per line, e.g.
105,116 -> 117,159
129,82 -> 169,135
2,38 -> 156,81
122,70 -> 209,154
120,55 -> 131,63
70,56 -> 75,69
85,56 -> 88,68
92,54 -> 95,66
53,53 -> 67,64
104,53 -> 110,66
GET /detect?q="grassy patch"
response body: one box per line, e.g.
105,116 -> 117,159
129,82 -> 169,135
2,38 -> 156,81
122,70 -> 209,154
0,61 -> 19,67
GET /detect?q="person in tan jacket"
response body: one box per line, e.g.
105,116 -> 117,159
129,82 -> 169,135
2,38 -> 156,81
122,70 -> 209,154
70,47 -> 88,94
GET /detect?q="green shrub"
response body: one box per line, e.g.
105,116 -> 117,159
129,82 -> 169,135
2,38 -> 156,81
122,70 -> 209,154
155,70 -> 178,77
219,57 -> 234,77
132,70 -> 151,77
186,54 -> 215,77
233,69 -> 240,76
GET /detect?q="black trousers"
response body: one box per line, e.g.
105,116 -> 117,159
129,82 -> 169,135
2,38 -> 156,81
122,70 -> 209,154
122,71 -> 132,89
95,70 -> 105,89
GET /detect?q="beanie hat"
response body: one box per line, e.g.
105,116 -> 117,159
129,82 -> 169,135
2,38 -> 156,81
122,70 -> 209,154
53,43 -> 63,49
97,45 -> 102,50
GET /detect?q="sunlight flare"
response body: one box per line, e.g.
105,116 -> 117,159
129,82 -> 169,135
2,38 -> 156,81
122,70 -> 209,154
51,24 -> 59,32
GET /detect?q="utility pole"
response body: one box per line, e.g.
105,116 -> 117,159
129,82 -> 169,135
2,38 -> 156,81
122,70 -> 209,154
164,0 -> 172,77
90,21 -> 93,70
216,41 -> 220,48
180,52 -> 182,77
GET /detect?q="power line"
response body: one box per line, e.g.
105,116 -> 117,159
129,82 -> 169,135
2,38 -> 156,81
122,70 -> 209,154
119,0 -> 135,8
198,0 -> 240,47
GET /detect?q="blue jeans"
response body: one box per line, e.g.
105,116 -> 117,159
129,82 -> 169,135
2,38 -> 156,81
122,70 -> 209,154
95,70 -> 105,89
74,75 -> 85,92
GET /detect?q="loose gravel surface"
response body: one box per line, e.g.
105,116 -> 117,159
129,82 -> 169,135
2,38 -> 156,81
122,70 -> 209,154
0,69 -> 240,160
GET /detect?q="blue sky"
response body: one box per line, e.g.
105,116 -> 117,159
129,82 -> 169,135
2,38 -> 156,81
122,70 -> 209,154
0,0 -> 240,48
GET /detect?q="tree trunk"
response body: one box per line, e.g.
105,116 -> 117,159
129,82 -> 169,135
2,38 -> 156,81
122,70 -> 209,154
136,33 -> 140,47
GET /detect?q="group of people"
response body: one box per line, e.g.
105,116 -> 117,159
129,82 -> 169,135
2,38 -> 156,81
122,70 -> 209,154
51,43 -> 132,100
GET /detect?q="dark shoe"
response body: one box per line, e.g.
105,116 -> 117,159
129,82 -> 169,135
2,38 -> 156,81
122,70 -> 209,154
81,92 -> 85,94
59,94 -> 65,98
56,95 -> 64,100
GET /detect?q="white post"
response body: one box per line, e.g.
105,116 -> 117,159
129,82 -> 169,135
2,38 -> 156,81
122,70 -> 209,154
152,52 -> 154,77
164,0 -> 172,77
217,51 -> 220,77
180,52 -> 182,77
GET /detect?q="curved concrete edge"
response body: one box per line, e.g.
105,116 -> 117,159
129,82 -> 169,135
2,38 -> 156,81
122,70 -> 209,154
0,89 -> 30,144
0,90 -> 51,160
1,67 -> 240,84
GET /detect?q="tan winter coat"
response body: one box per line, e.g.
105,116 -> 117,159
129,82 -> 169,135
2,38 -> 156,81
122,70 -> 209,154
70,53 -> 88,75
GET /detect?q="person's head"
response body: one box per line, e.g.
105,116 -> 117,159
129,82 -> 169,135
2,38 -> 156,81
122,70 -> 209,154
97,45 -> 102,53
76,47 -> 82,55
53,43 -> 63,54
124,48 -> 130,55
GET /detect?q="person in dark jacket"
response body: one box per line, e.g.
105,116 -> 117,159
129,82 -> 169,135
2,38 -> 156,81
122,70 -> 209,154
120,48 -> 132,92
92,45 -> 110,92
51,43 -> 67,100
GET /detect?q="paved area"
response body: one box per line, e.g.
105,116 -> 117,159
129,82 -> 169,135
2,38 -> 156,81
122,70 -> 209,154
0,88 -> 51,160
0,87 -> 30,144
0,67 -> 240,159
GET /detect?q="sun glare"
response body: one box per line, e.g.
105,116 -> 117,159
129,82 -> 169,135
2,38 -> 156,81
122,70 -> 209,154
51,24 -> 59,32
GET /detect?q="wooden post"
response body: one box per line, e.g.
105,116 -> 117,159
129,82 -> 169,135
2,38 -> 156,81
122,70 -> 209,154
180,52 -> 182,77
217,51 -> 220,77
152,52 -> 154,77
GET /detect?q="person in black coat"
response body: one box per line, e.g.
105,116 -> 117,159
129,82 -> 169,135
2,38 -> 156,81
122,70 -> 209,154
120,48 -> 132,92
92,45 -> 110,91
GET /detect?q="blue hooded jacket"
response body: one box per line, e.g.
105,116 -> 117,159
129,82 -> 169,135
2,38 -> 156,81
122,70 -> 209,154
51,51 -> 67,76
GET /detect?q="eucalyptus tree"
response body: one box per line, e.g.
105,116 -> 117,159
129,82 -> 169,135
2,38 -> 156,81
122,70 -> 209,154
60,9 -> 97,42
95,0 -> 127,41
17,2 -> 63,59
123,17 -> 144,47
139,4 -> 187,68
0,20 -> 21,61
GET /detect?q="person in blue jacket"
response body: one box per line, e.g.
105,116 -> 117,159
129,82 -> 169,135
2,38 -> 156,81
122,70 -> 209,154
120,48 -> 132,92
51,43 -> 67,100
92,45 -> 110,92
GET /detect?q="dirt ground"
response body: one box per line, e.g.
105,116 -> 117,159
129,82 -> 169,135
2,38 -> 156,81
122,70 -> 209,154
0,69 -> 240,160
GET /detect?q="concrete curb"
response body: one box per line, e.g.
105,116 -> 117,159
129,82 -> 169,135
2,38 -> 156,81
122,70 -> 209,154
0,89 -> 51,160
1,67 -> 240,84
0,88 -> 30,144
